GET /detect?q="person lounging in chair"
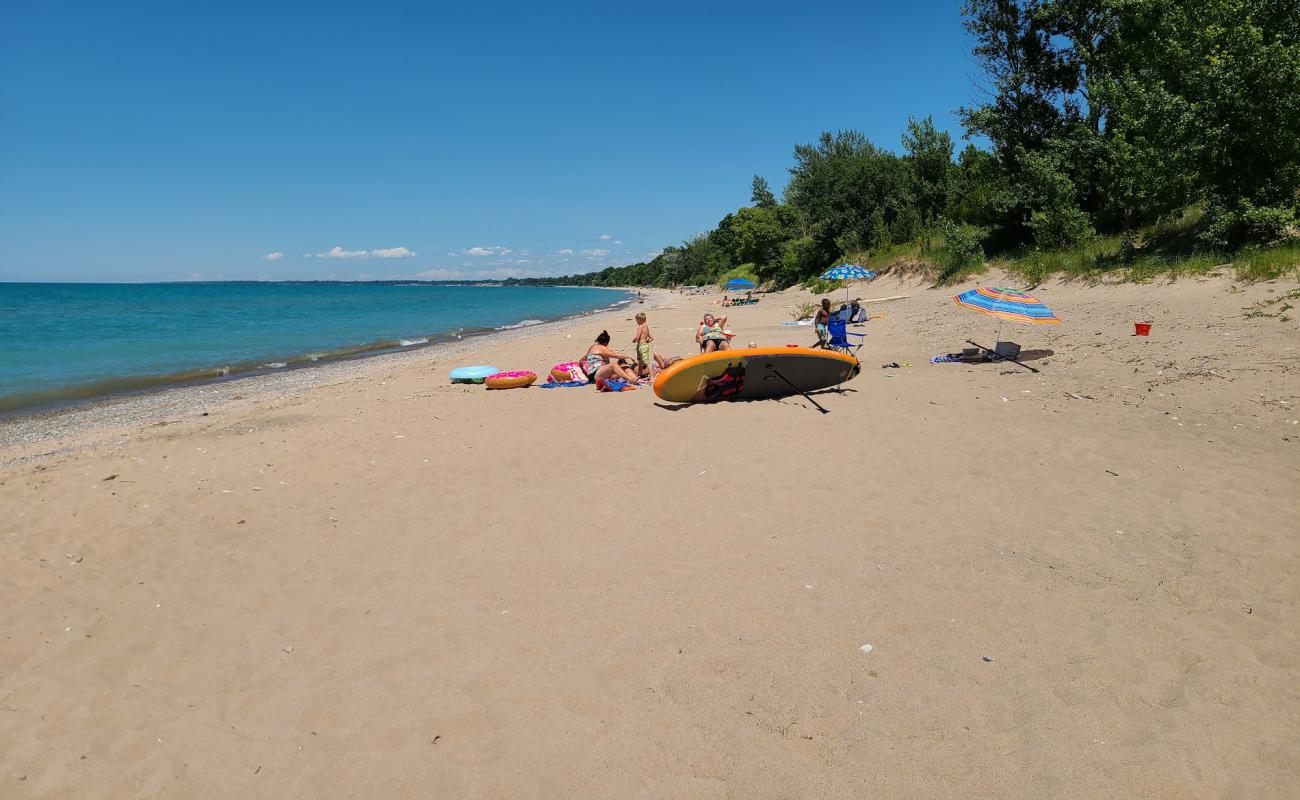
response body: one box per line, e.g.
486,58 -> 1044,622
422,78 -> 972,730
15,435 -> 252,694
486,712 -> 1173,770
696,313 -> 730,352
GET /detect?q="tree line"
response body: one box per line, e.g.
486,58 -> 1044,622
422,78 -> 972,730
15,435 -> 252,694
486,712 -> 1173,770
512,0 -> 1298,289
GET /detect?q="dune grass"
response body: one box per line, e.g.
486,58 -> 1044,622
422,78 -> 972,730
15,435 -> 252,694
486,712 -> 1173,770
939,206 -> 1299,286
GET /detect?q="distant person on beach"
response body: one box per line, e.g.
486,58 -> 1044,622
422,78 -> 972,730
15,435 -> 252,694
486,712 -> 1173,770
696,312 -> 730,352
814,299 -> 831,347
581,330 -> 639,385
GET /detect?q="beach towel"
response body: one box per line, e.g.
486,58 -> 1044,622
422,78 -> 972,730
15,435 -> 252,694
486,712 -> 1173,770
540,379 -> 589,388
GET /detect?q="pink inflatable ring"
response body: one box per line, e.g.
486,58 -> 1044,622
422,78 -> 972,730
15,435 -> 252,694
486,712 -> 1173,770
485,370 -> 537,390
550,360 -> 587,383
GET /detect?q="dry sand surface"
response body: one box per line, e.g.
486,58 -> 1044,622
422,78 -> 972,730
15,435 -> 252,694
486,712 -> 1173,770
2,273 -> 1298,798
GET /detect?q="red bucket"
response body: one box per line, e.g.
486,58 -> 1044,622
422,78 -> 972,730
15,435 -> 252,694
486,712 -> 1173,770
1134,322 -> 1152,336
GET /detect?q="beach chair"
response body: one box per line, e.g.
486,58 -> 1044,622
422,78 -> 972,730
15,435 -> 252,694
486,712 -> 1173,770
825,318 -> 866,356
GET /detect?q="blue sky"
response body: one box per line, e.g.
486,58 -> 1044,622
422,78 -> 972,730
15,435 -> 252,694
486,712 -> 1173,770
1,1 -> 981,282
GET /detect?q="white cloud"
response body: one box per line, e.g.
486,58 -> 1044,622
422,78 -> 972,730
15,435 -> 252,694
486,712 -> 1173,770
262,251 -> 284,261
555,248 -> 574,256
371,246 -> 416,258
581,248 -> 611,257
515,259 -> 532,264
319,246 -> 369,259
646,249 -> 664,259
463,246 -> 511,257
314,245 -> 418,259
598,233 -> 612,240
613,240 -> 623,245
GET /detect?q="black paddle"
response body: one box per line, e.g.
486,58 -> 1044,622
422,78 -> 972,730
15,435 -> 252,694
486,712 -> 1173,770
763,364 -> 830,414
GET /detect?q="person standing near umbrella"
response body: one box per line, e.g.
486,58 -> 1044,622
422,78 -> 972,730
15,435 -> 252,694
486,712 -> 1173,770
813,298 -> 831,347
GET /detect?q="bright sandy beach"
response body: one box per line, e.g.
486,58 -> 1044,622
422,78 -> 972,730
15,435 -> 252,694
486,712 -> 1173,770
2,273 -> 1298,798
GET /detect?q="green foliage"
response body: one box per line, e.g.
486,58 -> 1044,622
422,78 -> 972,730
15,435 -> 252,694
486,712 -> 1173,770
715,264 -> 759,290
960,0 -> 1300,245
729,206 -> 786,269
775,235 -> 827,288
786,130 -> 917,263
1234,242 -> 1300,282
803,277 -> 841,295
936,218 -> 986,280
751,175 -> 778,208
863,240 -> 924,271
792,301 -> 819,321
520,1 -> 1298,290
901,116 -> 955,224
1028,205 -> 1095,250
1203,200 -> 1297,249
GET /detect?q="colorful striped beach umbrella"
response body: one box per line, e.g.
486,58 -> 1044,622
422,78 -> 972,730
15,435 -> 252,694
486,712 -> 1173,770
820,264 -> 876,303
953,287 -> 1060,325
953,287 -> 1059,359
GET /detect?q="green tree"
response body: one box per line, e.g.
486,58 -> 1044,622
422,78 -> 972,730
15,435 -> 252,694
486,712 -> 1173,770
730,206 -> 788,269
751,175 -> 778,208
901,116 -> 955,224
786,130 -> 918,268
961,0 -> 1300,244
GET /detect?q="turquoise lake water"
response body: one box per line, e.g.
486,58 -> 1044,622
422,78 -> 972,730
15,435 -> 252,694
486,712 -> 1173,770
0,282 -> 626,414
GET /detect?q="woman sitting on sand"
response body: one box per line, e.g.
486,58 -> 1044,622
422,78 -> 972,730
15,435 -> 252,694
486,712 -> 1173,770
696,313 -> 730,352
581,330 -> 640,385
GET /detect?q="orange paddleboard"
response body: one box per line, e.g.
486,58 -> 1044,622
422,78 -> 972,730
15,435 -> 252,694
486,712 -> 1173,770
652,347 -> 859,403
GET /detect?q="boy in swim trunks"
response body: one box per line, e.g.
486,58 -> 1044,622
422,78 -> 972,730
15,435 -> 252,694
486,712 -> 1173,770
814,298 -> 831,348
633,312 -> 654,377
631,312 -> 682,377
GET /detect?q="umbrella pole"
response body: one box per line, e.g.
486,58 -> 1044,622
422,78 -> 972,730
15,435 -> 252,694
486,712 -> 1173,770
993,320 -> 1003,360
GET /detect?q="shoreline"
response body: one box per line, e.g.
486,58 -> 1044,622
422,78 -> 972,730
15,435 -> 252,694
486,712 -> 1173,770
0,287 -> 643,425
0,288 -> 671,457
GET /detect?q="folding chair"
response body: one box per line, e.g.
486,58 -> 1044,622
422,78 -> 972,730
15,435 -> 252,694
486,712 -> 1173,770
825,318 -> 866,356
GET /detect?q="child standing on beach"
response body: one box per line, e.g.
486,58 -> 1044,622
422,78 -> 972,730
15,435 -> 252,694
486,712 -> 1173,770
814,298 -> 831,347
630,312 -> 682,377
633,312 -> 654,377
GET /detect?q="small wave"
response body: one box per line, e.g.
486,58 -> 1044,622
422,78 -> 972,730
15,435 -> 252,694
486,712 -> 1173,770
264,362 -> 287,369
496,319 -> 544,330
399,337 -> 429,346
308,353 -> 322,361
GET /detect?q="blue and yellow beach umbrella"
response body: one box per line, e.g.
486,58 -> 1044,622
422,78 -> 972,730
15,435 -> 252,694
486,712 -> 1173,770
821,264 -> 877,282
820,264 -> 876,303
